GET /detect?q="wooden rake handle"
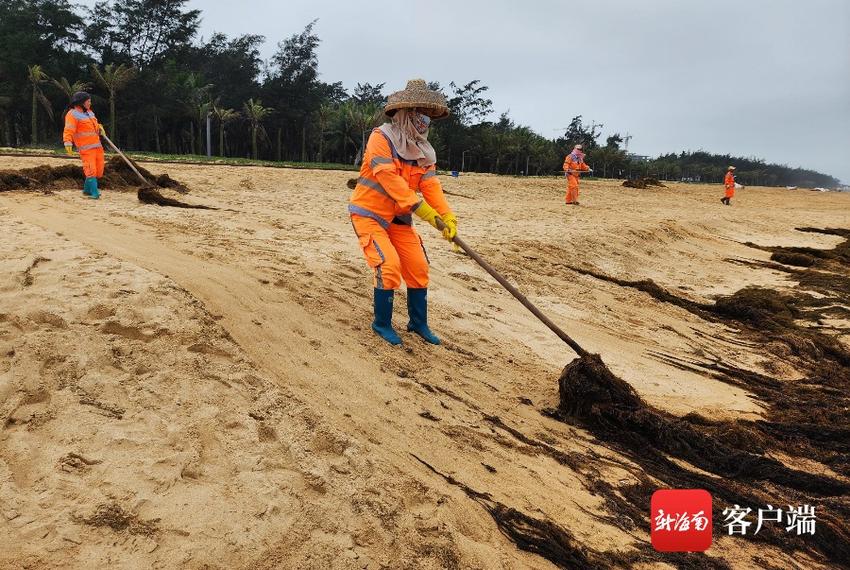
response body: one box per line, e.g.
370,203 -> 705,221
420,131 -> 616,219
100,132 -> 152,187
433,216 -> 587,356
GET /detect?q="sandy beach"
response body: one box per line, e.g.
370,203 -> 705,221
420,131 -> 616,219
1,156 -> 849,569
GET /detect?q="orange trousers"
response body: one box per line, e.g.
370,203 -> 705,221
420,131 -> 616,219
352,215 -> 429,290
565,174 -> 580,203
724,187 -> 735,199
80,148 -> 105,179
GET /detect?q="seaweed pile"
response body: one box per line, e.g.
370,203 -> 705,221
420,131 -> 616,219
552,228 -> 850,567
0,156 -> 187,193
623,178 -> 666,189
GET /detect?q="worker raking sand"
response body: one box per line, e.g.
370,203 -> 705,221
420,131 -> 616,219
348,79 -> 458,346
62,91 -> 106,199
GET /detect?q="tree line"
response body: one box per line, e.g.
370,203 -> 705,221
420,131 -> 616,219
0,0 -> 839,188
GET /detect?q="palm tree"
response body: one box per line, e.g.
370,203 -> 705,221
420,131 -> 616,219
212,101 -> 239,157
51,77 -> 93,99
314,103 -> 336,163
242,98 -> 272,160
343,101 -> 382,164
27,65 -> 54,144
90,63 -> 136,139
181,73 -> 212,154
0,95 -> 12,146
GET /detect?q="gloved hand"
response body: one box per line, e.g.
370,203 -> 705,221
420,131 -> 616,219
413,201 -> 441,231
441,212 -> 457,241
64,145 -> 74,156
99,124 -> 106,136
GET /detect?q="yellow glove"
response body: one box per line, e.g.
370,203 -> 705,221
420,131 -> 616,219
413,201 -> 441,231
64,145 -> 74,156
441,212 -> 457,241
98,124 -> 106,136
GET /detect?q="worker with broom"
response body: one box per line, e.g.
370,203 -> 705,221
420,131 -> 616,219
63,91 -> 106,199
348,79 -> 457,346
721,165 -> 737,205
563,144 -> 590,205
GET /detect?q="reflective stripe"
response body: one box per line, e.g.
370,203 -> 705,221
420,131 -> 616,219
421,170 -> 437,181
348,204 -> 390,229
372,240 -> 386,289
71,110 -> 95,121
370,156 -> 393,169
75,131 -> 99,138
63,142 -> 72,147
357,177 -> 392,200
77,142 -> 103,151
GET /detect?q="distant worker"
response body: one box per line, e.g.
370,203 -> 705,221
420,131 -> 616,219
348,79 -> 457,346
563,144 -> 591,205
721,165 -> 736,205
63,91 -> 106,199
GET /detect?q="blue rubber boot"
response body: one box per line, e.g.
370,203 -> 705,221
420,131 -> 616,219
406,288 -> 440,345
86,177 -> 100,199
372,288 -> 402,345
82,178 -> 92,196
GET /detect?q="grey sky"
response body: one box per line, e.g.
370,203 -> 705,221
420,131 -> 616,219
86,0 -> 850,182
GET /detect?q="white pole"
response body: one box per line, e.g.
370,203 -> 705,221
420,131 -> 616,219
206,114 -> 212,157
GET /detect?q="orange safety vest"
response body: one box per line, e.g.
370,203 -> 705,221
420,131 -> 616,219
63,108 -> 103,151
724,172 -> 735,189
563,152 -> 589,175
348,128 -> 451,229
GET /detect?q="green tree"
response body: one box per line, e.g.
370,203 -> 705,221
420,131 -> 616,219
313,102 -> 336,163
85,0 -> 200,67
343,100 -> 382,164
212,101 -> 238,157
243,98 -> 272,159
180,72 -> 212,154
51,76 -> 93,98
90,62 -> 136,139
27,64 -> 53,144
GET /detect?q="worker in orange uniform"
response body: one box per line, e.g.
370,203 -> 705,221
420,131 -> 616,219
721,166 -> 736,205
63,91 -> 106,199
563,144 -> 591,205
349,79 -> 457,346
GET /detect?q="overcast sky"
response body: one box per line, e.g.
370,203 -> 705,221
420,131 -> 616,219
81,0 -> 850,182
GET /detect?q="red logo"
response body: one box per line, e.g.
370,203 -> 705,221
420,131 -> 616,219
651,489 -> 713,552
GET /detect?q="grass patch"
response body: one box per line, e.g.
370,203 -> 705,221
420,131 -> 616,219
0,146 -> 358,172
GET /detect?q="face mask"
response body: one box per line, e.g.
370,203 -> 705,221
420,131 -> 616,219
412,112 -> 431,134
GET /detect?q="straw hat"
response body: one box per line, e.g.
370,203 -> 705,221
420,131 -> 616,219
384,79 -> 450,120
728,165 -> 736,170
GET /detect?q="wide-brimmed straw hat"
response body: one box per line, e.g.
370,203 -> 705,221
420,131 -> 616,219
384,79 -> 450,120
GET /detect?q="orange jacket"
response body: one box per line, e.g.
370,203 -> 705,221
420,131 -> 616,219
724,172 -> 735,189
63,108 -> 103,151
563,152 -> 589,176
349,128 -> 452,228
